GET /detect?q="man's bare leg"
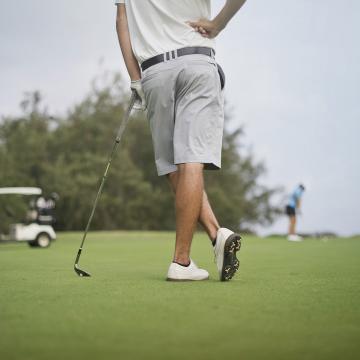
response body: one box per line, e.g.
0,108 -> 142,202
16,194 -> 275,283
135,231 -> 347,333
172,163 -> 204,265
168,167 -> 241,282
289,216 -> 296,235
199,191 -> 220,242
168,171 -> 220,243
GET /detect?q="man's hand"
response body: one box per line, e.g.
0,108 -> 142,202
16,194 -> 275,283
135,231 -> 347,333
131,80 -> 146,111
186,19 -> 221,39
188,0 -> 247,39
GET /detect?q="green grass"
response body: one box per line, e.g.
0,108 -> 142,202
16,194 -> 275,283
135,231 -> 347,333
0,232 -> 359,360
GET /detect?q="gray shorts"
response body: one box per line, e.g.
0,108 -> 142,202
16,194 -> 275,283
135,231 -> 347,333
141,54 -> 224,176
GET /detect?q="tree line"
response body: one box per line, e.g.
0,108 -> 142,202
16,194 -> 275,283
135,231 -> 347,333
0,74 -> 281,233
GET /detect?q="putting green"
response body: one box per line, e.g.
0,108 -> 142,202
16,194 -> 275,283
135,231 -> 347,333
0,232 -> 359,360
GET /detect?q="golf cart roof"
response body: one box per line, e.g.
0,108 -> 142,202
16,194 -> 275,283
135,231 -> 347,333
0,187 -> 42,196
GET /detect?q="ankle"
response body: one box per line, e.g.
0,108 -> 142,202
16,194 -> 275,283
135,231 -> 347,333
209,226 -> 220,245
173,260 -> 191,267
174,256 -> 190,266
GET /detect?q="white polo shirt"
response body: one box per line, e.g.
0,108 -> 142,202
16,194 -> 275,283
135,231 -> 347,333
115,0 -> 216,64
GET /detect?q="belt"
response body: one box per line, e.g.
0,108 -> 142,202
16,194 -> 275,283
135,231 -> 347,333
141,46 -> 215,72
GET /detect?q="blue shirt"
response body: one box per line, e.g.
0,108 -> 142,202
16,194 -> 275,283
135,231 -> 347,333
287,187 -> 304,208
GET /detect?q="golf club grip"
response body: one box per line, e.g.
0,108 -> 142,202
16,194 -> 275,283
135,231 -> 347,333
74,92 -> 137,262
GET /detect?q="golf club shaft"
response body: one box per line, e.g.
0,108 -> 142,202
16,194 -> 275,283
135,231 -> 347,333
75,92 -> 137,265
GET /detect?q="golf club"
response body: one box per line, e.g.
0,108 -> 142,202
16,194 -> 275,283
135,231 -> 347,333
74,91 -> 137,277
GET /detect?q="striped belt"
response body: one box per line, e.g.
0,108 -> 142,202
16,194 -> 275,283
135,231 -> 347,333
141,46 -> 215,72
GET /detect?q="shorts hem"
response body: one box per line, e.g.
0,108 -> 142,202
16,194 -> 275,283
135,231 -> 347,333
156,159 -> 221,177
174,157 -> 221,170
157,165 -> 178,177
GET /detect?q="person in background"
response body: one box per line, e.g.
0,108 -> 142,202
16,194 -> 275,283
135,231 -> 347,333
36,193 -> 59,226
285,184 -> 305,242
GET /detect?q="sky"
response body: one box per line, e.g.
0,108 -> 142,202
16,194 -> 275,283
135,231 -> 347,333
0,1 -> 359,236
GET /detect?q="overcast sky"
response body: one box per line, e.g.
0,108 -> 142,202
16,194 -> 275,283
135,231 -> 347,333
0,1 -> 359,236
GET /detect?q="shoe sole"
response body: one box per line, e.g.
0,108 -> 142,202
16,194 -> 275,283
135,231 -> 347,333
166,277 -> 209,282
221,233 -> 241,281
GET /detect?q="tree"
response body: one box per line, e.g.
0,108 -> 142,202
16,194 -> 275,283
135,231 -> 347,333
0,92 -> 53,232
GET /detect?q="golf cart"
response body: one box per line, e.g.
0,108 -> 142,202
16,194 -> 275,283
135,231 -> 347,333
0,187 -> 56,248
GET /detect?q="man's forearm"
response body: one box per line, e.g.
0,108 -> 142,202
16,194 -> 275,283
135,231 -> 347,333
214,0 -> 247,31
116,5 -> 141,81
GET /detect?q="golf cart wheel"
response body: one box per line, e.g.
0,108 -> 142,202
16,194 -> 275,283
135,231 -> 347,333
34,233 -> 51,248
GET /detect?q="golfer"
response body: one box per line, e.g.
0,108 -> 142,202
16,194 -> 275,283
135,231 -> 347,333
285,184 -> 306,241
115,0 -> 246,281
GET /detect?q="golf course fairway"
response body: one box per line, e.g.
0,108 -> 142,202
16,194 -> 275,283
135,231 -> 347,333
1,231 -> 359,360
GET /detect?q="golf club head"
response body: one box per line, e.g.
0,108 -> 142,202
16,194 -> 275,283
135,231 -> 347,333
74,264 -> 91,277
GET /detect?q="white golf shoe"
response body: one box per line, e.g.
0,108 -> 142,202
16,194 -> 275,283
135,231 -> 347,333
166,259 -> 209,281
214,228 -> 241,281
287,234 -> 303,242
